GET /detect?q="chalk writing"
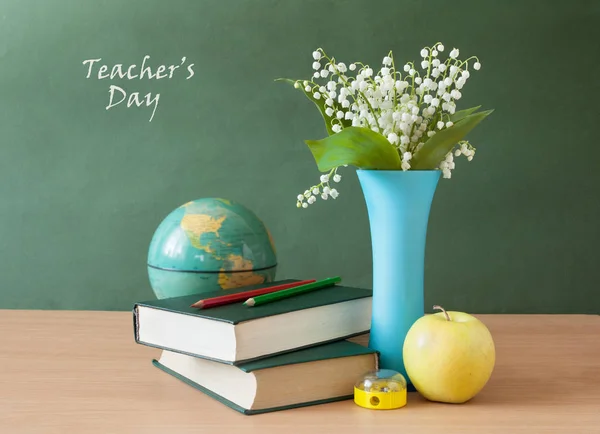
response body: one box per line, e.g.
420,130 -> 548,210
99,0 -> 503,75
82,55 -> 195,122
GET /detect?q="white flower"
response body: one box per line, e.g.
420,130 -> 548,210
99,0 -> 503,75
444,77 -> 453,86
308,195 -> 316,204
304,190 -> 311,198
450,48 -> 459,59
325,107 -> 334,117
451,89 -> 461,99
332,124 -> 342,133
432,59 -> 441,67
302,202 -> 308,208
438,64 -> 447,72
325,98 -> 333,107
462,70 -> 470,79
304,85 -> 311,92
313,91 -> 321,99
344,111 -> 353,120
446,121 -> 454,128
312,61 -> 321,70
424,94 -> 433,104
293,81 -> 300,89
421,60 -> 429,69
365,68 -> 373,77
387,132 -> 399,145
297,194 -> 304,201
383,56 -> 392,65
313,72 -> 319,78
330,189 -> 339,199
420,48 -> 428,57
474,62 -> 481,70
313,51 -> 321,60
312,187 -> 320,195
402,151 -> 412,162
349,63 -> 356,71
437,121 -> 445,129
427,131 -> 436,137
415,77 -> 422,84
321,193 -> 328,200
323,186 -> 331,194
437,44 -> 444,52
320,69 -> 329,78
442,168 -> 452,178
430,98 -> 440,107
400,135 -> 410,145
431,68 -> 440,78
333,174 -> 341,182
337,62 -> 347,73
442,92 -> 452,102
468,155 -> 474,161
409,68 -> 415,76
455,149 -> 461,156
381,67 -> 390,76
403,64 -> 411,72
432,49 -> 438,57
336,111 -> 344,119
401,161 -> 411,171
342,100 -> 350,108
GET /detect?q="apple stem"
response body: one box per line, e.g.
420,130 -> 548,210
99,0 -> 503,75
433,305 -> 451,321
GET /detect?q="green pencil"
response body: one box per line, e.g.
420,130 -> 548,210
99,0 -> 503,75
243,276 -> 342,307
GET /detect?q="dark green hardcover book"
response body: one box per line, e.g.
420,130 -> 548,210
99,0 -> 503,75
134,280 -> 372,365
153,340 -> 378,415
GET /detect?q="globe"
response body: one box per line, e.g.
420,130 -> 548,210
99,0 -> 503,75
147,198 -> 277,299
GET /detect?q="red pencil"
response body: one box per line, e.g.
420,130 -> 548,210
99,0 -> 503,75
190,280 -> 317,309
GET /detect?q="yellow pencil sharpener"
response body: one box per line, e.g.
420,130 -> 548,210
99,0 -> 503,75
354,369 -> 407,410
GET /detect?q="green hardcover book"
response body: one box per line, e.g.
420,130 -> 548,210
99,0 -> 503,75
134,279 -> 372,365
153,340 -> 378,415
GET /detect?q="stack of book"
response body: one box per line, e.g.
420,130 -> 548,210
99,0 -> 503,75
133,279 -> 376,414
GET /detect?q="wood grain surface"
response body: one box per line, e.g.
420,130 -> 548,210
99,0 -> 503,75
0,311 -> 598,434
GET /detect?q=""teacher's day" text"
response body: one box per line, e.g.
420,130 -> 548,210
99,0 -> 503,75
82,55 -> 195,122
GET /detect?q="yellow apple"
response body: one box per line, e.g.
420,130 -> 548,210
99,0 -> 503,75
402,305 -> 495,403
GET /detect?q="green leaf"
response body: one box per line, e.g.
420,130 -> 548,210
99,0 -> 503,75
305,127 -> 402,172
411,109 -> 494,170
275,78 -> 351,136
450,105 -> 482,123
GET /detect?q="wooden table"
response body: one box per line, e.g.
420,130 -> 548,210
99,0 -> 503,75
0,312 -> 599,434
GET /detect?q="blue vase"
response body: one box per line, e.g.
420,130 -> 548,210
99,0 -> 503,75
357,170 -> 440,383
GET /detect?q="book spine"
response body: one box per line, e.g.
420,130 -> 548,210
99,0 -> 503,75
132,305 -> 141,343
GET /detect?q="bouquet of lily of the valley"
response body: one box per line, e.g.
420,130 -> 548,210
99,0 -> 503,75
278,42 -> 493,208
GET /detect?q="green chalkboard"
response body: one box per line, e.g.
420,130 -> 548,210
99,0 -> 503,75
0,0 -> 598,313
